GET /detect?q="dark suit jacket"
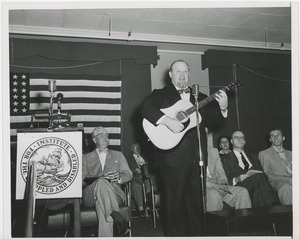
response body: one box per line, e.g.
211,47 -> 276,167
221,151 -> 264,185
140,83 -> 225,167
126,154 -> 143,178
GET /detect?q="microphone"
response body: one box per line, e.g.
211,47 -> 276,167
57,93 -> 64,113
57,93 -> 64,101
48,80 -> 56,93
192,84 -> 199,97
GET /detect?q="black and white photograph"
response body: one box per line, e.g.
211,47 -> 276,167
1,1 -> 299,238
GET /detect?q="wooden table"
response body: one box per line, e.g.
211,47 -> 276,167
205,205 -> 292,236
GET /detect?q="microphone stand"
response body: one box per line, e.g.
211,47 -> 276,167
48,80 -> 56,129
49,90 -> 55,128
194,92 -> 207,234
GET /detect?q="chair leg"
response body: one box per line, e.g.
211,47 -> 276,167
152,210 -> 156,229
142,184 -> 149,218
144,208 -> 149,218
155,208 -> 159,218
152,194 -> 156,229
128,221 -> 132,237
272,222 -> 277,236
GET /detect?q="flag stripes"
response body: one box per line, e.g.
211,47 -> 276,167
10,74 -> 122,149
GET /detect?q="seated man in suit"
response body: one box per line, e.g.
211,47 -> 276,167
82,126 -> 132,237
126,142 -> 148,217
221,130 -> 280,208
258,127 -> 292,205
206,147 -> 251,211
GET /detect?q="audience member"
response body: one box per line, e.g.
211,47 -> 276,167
206,147 -> 251,211
140,59 -> 228,236
82,126 -> 132,237
258,127 -> 292,205
221,130 -> 280,208
126,142 -> 149,217
218,135 -> 232,156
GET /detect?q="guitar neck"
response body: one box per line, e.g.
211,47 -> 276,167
186,85 -> 229,116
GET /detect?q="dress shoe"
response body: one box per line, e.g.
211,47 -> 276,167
138,210 -> 149,219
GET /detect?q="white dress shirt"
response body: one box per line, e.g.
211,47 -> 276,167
133,154 -> 145,167
178,89 -> 190,101
233,150 -> 252,170
96,148 -> 108,171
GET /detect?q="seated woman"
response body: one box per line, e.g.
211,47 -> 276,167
218,135 -> 232,157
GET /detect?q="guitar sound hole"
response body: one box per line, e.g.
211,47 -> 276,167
176,111 -> 189,123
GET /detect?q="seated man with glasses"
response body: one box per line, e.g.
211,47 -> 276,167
82,126 -> 132,237
221,130 -> 280,208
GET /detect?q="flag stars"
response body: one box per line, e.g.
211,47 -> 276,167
10,73 -> 30,116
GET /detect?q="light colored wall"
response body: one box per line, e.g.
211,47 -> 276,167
150,50 -> 213,147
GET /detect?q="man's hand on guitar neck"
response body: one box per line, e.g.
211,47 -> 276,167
160,115 -> 184,133
215,90 -> 228,112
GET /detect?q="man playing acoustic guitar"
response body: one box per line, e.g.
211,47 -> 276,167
140,60 -> 228,236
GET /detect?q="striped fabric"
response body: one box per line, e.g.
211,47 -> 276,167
10,73 -> 122,149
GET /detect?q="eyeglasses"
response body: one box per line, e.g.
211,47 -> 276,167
93,133 -> 109,139
232,136 -> 245,141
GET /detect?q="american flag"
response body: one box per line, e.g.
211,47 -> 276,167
10,73 -> 122,149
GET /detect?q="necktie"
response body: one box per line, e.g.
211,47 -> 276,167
240,152 -> 249,171
178,88 -> 190,94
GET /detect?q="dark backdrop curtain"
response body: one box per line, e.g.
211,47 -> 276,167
202,49 -> 291,154
9,37 -> 157,157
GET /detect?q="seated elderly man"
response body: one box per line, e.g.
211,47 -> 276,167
206,147 -> 251,211
82,126 -> 132,237
258,127 -> 292,205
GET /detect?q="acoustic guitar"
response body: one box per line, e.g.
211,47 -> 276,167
142,81 -> 240,150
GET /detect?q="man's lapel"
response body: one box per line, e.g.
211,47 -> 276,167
165,84 -> 182,104
231,151 -> 240,167
270,146 -> 282,162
